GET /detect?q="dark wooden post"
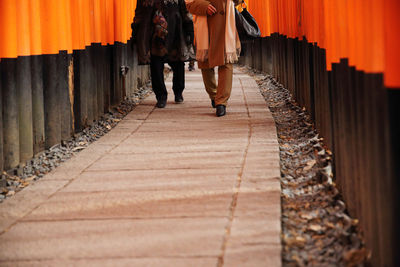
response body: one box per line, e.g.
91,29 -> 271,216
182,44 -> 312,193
59,51 -> 73,140
286,38 -> 295,94
112,42 -> 124,106
388,89 -> 400,267
73,50 -> 89,131
261,37 -> 272,74
16,56 -> 33,164
1,59 -> 20,169
43,54 -> 61,148
87,45 -> 97,124
93,43 -> 104,118
31,55 -> 45,154
104,45 -> 113,112
133,43 -> 139,94
0,65 -> 3,171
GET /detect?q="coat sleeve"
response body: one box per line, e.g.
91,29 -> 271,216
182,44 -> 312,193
185,0 -> 210,16
180,0 -> 194,44
131,0 -> 146,43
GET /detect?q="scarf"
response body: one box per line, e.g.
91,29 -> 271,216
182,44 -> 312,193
190,0 -> 240,63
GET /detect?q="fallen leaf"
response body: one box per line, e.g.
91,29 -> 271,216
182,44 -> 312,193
308,224 -> 323,232
343,248 -> 370,267
303,159 -> 316,171
285,236 -> 306,247
6,190 -> 15,197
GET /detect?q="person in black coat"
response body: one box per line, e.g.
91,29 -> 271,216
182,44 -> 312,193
132,0 -> 195,108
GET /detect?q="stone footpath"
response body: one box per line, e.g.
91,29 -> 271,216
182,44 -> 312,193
0,66 -> 281,267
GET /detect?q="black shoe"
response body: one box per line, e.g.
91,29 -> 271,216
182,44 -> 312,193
156,99 -> 167,108
216,105 -> 226,117
211,100 -> 216,108
175,95 -> 184,103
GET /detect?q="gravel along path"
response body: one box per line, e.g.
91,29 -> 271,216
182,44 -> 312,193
242,66 -> 369,267
0,85 -> 153,203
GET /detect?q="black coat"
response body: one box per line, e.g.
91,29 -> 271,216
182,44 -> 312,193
132,0 -> 195,65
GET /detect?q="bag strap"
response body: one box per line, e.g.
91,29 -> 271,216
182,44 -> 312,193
236,1 -> 247,13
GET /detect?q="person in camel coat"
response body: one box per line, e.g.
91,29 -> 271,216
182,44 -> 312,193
186,0 -> 242,116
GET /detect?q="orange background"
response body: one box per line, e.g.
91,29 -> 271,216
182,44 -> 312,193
247,0 -> 400,88
0,0 -> 137,57
0,0 -> 399,87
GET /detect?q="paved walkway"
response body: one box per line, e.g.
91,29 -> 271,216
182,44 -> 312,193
0,66 -> 281,266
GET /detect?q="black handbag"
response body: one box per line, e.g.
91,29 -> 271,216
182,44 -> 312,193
235,6 -> 261,40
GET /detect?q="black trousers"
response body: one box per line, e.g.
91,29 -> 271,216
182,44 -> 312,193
150,56 -> 185,101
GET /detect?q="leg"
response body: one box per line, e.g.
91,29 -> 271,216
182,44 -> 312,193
201,68 -> 217,101
169,60 -> 185,99
150,56 -> 167,104
188,60 -> 195,71
215,64 -> 233,106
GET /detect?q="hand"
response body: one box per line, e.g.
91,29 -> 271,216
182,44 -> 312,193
207,4 -> 217,16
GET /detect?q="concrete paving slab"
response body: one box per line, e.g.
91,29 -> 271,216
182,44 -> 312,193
0,258 -> 218,267
0,218 -> 227,261
42,144 -> 115,180
24,190 -> 234,221
111,141 -> 247,154
0,180 -> 70,233
60,168 -> 241,192
118,132 -> 249,142
94,130 -> 135,146
233,190 -> 281,218
88,151 -> 245,171
0,66 -> 282,266
25,169 -> 241,221
131,129 -> 249,138
137,121 -> 250,133
123,104 -> 155,121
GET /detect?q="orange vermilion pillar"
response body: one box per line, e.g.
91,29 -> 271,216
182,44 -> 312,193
106,0 -> 115,45
40,0 -> 59,55
114,0 -> 122,43
384,0 -> 400,88
58,0 -> 73,53
89,0 -> 98,44
121,0 -> 129,43
369,0 -> 384,73
99,0 -> 108,46
94,0 -> 103,44
29,0 -> 43,56
0,0 -> 397,86
347,0 -> 357,67
336,0 -> 349,61
16,0 -> 31,57
70,0 -> 83,51
0,0 -> 18,58
83,0 -> 92,47
323,0 -> 333,70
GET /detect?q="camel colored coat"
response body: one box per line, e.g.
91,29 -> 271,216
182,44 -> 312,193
186,0 -> 242,69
